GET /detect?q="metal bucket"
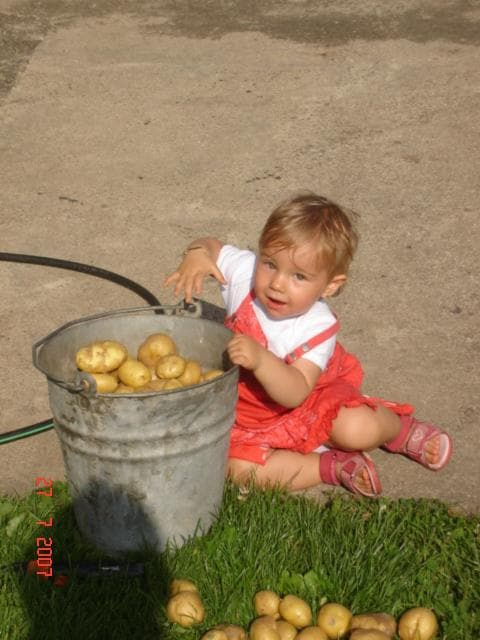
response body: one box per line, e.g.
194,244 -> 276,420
33,302 -> 238,555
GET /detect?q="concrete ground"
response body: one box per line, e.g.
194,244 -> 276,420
1,0 -> 479,512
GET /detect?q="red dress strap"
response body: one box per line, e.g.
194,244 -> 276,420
224,289 -> 255,326
284,319 -> 340,364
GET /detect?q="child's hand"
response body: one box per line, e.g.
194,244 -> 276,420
227,335 -> 265,371
164,249 -> 226,303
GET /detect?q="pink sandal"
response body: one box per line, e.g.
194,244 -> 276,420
319,449 -> 382,498
383,415 -> 452,470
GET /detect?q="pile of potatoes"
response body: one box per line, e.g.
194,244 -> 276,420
74,333 -> 224,394
166,581 -> 439,640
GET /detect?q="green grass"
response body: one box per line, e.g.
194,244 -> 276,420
0,482 -> 479,639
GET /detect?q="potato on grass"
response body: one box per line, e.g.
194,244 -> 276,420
350,613 -> 397,637
398,607 -> 438,640
250,615 -> 280,640
279,595 -> 312,629
201,631 -> 229,640
117,358 -> 151,388
350,631 -> 391,640
166,590 -> 204,627
76,340 -> 127,373
316,603 -> 352,639
169,578 -> 198,596
89,372 -> 118,393
137,333 -> 177,367
213,623 -> 248,639
276,620 -> 298,640
296,626 -> 328,639
254,590 -> 281,618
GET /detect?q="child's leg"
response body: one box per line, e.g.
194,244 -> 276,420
227,449 -> 377,494
329,405 -> 447,468
228,451 -> 320,491
329,405 -> 401,451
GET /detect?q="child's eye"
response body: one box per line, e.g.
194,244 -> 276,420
264,260 -> 276,269
295,273 -> 307,281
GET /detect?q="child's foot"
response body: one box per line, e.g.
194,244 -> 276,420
383,415 -> 452,470
319,449 -> 382,498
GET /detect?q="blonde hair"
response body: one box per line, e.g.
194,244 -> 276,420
259,192 -> 359,278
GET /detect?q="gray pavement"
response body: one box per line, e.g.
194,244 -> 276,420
1,0 -> 479,512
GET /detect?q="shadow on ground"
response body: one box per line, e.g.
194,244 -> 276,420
7,483 -> 172,640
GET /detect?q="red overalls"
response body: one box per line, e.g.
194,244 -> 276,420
225,291 -> 413,464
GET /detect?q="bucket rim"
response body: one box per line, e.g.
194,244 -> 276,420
32,302 -> 236,393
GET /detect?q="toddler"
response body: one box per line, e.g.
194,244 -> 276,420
164,192 -> 452,497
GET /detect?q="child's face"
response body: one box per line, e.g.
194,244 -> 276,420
254,242 -> 345,319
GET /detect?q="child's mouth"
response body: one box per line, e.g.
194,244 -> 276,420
266,296 -> 287,310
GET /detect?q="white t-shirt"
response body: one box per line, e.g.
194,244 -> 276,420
217,245 -> 337,370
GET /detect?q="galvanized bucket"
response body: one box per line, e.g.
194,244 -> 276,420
33,302 -> 238,555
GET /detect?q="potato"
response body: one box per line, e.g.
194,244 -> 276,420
250,628 -> 280,640
110,368 -> 120,380
276,620 -> 298,640
178,359 -> 203,386
350,613 -> 397,637
166,591 -> 204,627
350,631 -> 391,640
213,623 -> 248,640
137,379 -> 167,392
249,616 -> 280,640
279,595 -> 312,629
201,631 -> 229,640
137,333 -> 177,367
76,340 -> 127,373
296,627 -> 328,639
163,378 -> 184,390
89,372 -> 118,393
148,366 -> 158,380
117,358 -> 151,388
156,354 -> 187,379
316,603 -> 352,639
202,369 -> 224,381
254,590 -> 281,618
114,382 -> 134,394
169,578 -> 198,596
398,607 -> 438,640
148,379 -> 167,391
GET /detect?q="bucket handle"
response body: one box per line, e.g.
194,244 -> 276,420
32,300 -> 203,393
41,372 -> 95,395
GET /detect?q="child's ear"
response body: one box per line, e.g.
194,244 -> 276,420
323,274 -> 347,297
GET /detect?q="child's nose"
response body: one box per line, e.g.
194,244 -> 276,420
270,272 -> 285,290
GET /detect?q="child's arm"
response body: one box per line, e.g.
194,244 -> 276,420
164,237 -> 226,303
227,334 -> 321,408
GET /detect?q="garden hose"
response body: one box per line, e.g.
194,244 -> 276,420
0,419 -> 54,445
0,253 -> 161,307
0,252 -> 162,446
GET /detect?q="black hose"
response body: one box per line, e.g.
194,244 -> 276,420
0,252 -> 162,445
0,253 -> 161,306
0,419 -> 54,445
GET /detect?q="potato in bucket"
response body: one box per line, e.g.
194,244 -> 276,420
137,333 -> 177,367
75,340 -> 127,373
